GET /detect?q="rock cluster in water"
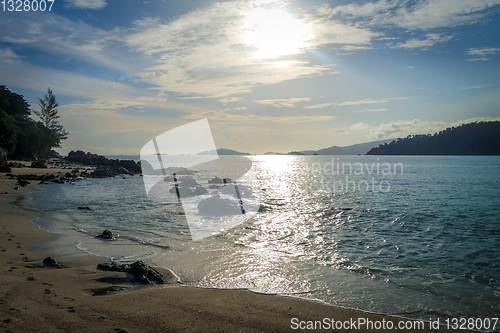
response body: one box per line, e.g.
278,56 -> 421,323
66,150 -> 141,177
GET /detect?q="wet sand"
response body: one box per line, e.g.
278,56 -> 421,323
0,164 -> 468,332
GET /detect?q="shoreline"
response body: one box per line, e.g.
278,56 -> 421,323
0,167 -> 469,332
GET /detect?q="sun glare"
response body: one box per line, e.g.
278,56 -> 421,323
245,8 -> 310,59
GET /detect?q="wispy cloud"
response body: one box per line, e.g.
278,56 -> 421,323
304,102 -> 335,109
0,48 -> 22,64
218,97 -> 243,104
338,97 -> 412,106
330,0 -> 500,30
305,96 -> 412,109
308,18 -> 381,47
354,109 -> 388,113
182,109 -> 336,125
394,33 -> 453,49
123,0 -> 382,98
461,84 -> 494,90
465,47 -> 500,61
0,13 -> 131,71
255,97 -> 310,107
64,0 -> 107,9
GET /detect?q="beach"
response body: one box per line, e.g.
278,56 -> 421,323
0,165 -> 470,333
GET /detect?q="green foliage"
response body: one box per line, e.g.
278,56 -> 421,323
0,85 -> 68,158
0,85 -> 31,120
0,109 -> 18,155
33,88 -> 68,146
367,121 -> 500,155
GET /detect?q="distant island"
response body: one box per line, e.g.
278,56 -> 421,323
262,139 -> 394,156
196,148 -> 251,156
307,139 -> 393,155
367,121 -> 500,155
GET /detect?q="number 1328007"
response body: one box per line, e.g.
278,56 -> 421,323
2,0 -> 54,11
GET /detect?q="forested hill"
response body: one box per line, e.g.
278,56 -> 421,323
366,121 -> 500,155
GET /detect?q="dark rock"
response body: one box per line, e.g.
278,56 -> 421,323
71,168 -> 79,174
116,167 -> 131,175
208,177 -> 223,184
96,260 -> 165,285
92,167 -> 116,178
96,229 -> 115,240
49,150 -> 62,159
16,178 -> 30,187
77,206 -> 92,210
42,257 -> 61,268
30,160 -> 48,168
118,160 -> 140,173
194,186 -> 208,195
169,186 -> 195,197
208,185 -> 221,189
223,178 -> 233,183
219,184 -> 253,198
7,162 -> 24,168
128,261 -> 165,284
198,195 -> 242,216
66,151 -> 141,177
67,150 -> 86,162
178,177 -> 198,187
0,166 -> 11,173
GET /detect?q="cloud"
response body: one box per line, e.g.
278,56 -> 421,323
182,109 -> 336,125
255,97 -> 310,107
0,13 -> 131,71
304,96 -> 412,109
0,48 -> 22,64
331,0 -> 500,30
339,97 -> 413,106
354,109 -> 388,112
307,18 -> 381,47
123,0 -> 383,98
218,97 -> 243,104
465,47 -> 500,61
461,84 -> 494,90
64,0 -> 107,9
353,117 -> 500,140
304,102 -> 335,109
394,33 -> 453,49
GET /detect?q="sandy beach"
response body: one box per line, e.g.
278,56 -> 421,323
0,164 -> 469,333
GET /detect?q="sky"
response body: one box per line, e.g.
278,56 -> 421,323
1,0 -> 500,155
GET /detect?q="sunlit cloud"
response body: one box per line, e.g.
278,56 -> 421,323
0,48 -> 22,64
255,97 -> 311,107
124,0 -> 381,98
182,109 -> 336,125
394,33 -> 453,49
64,0 -> 107,9
0,13 -> 130,71
465,47 -> 500,61
304,102 -> 335,109
354,109 -> 389,113
330,0 -> 500,30
304,96 -> 412,109
218,97 -> 244,104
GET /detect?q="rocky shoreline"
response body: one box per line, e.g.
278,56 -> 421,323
3,150 -> 143,189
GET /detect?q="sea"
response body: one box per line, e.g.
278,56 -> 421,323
23,155 -> 500,327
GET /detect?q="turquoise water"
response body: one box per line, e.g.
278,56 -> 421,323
25,156 -> 500,324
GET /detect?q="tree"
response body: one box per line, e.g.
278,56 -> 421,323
0,109 -> 18,155
33,88 -> 68,146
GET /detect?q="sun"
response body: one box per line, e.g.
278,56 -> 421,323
245,8 -> 310,59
